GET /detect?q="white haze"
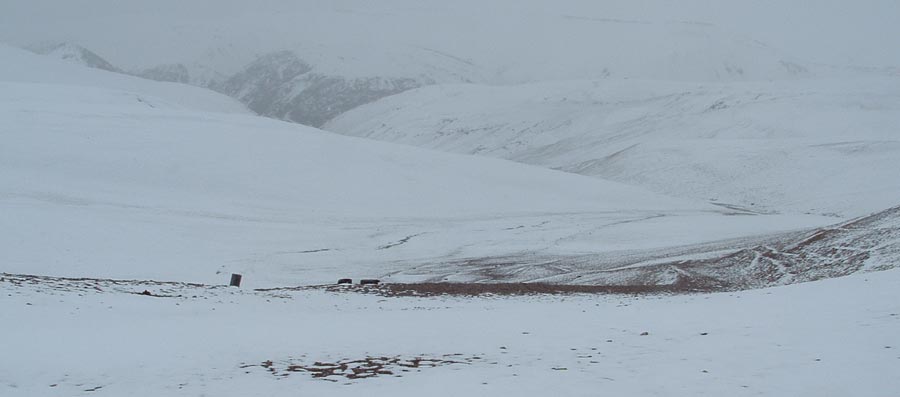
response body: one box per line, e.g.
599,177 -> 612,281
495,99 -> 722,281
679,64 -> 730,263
1,0 -> 898,82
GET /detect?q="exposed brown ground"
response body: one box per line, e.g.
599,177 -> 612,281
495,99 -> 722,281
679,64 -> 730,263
250,355 -> 480,381
320,282 -> 713,297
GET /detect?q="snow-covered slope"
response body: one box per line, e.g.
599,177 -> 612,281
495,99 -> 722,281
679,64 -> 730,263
327,78 -> 900,217
3,265 -> 899,396
0,44 -> 248,114
388,205 -> 900,287
2,47 -> 844,287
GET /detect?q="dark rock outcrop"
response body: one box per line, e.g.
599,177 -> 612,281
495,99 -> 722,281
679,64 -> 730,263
137,63 -> 191,84
217,51 -> 420,126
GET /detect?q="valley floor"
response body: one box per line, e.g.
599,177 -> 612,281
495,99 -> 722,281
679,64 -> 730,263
2,268 -> 898,396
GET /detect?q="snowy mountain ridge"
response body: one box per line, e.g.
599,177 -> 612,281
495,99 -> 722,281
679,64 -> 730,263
1,44 -> 247,114
26,42 -> 122,73
327,77 -> 900,218
22,42 -> 477,126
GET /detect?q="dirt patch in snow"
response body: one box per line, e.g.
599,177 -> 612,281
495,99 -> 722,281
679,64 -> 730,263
323,282 -> 710,297
249,354 -> 480,381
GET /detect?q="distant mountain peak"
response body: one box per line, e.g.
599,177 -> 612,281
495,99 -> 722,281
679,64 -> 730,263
26,42 -> 121,73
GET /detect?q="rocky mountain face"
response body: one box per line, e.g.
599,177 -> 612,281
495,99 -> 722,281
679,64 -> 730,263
216,51 -> 421,127
215,51 -> 313,114
136,63 -> 191,84
225,72 -> 421,127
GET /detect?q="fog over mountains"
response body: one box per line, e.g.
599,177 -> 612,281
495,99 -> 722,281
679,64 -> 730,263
4,0 -> 899,72
3,1 -> 898,127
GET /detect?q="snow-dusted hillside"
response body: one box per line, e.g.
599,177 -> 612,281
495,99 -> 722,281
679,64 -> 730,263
386,205 -> 900,287
327,78 -> 900,217
3,45 -> 848,288
26,42 -> 122,73
0,45 -> 247,114
3,265 -> 899,396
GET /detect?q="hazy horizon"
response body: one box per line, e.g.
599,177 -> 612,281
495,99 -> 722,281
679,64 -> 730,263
2,0 -> 898,80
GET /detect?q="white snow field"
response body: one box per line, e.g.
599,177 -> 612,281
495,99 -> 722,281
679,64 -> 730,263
2,267 -> 899,396
0,44 -> 839,288
2,32 -> 899,397
327,77 -> 900,217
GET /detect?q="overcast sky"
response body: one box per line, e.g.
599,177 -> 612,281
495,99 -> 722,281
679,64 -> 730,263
1,0 -> 897,76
